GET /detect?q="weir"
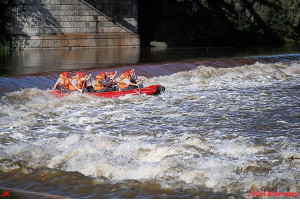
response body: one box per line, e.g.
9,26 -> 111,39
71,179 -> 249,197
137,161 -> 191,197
7,0 -> 139,49
0,53 -> 300,96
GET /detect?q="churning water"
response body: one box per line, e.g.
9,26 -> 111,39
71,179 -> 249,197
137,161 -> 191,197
0,53 -> 299,198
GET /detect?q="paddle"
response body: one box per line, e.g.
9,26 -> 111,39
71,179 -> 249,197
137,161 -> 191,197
111,71 -> 118,91
133,69 -> 138,82
137,84 -> 141,95
81,74 -> 91,93
132,69 -> 142,95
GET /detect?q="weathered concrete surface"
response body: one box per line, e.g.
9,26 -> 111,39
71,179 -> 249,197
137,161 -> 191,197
8,0 -> 139,49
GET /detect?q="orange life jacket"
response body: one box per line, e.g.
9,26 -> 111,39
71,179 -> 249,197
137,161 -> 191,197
118,74 -> 130,90
58,76 -> 70,89
94,75 -> 106,91
69,76 -> 83,90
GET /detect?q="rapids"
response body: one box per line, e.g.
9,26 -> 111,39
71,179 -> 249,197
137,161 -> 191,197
0,55 -> 300,198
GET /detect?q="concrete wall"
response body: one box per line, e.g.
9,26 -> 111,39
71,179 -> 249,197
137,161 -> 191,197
8,0 -> 139,49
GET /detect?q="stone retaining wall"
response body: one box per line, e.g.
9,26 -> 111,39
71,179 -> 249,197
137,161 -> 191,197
8,0 -> 139,49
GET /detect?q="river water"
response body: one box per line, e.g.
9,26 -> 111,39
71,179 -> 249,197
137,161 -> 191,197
0,46 -> 299,198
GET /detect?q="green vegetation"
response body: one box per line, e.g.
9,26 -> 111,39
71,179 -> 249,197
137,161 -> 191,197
138,0 -> 300,47
0,0 -> 299,48
0,0 -> 13,49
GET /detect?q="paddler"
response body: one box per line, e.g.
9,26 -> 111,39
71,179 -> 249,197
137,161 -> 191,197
94,72 -> 114,93
129,69 -> 145,84
106,71 -> 118,91
118,70 -> 143,91
80,72 -> 92,92
52,72 -> 70,93
69,72 -> 90,93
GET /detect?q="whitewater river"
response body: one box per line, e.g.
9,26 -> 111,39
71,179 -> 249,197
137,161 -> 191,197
0,48 -> 299,198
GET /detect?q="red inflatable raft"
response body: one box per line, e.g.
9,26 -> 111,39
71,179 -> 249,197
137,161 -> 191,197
51,85 -> 165,98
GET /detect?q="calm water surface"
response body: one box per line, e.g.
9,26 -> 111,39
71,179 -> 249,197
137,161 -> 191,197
0,46 -> 299,198
0,45 -> 300,76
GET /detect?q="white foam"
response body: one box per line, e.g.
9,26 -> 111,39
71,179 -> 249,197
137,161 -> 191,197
214,140 -> 264,157
10,133 -> 25,140
281,149 -> 300,160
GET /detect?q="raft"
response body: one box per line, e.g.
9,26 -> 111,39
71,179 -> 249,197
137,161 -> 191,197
51,85 -> 165,98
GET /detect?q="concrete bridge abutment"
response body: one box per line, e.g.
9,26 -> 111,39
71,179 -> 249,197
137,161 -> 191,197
8,0 -> 139,49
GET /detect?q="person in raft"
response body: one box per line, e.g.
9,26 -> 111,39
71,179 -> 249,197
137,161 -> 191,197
129,69 -> 145,84
118,70 -> 143,91
94,72 -> 115,93
80,72 -> 93,93
52,71 -> 71,93
106,71 -> 118,91
69,72 -> 91,93
80,72 -> 88,89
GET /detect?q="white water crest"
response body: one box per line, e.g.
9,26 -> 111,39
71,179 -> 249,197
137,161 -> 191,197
0,62 -> 299,197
